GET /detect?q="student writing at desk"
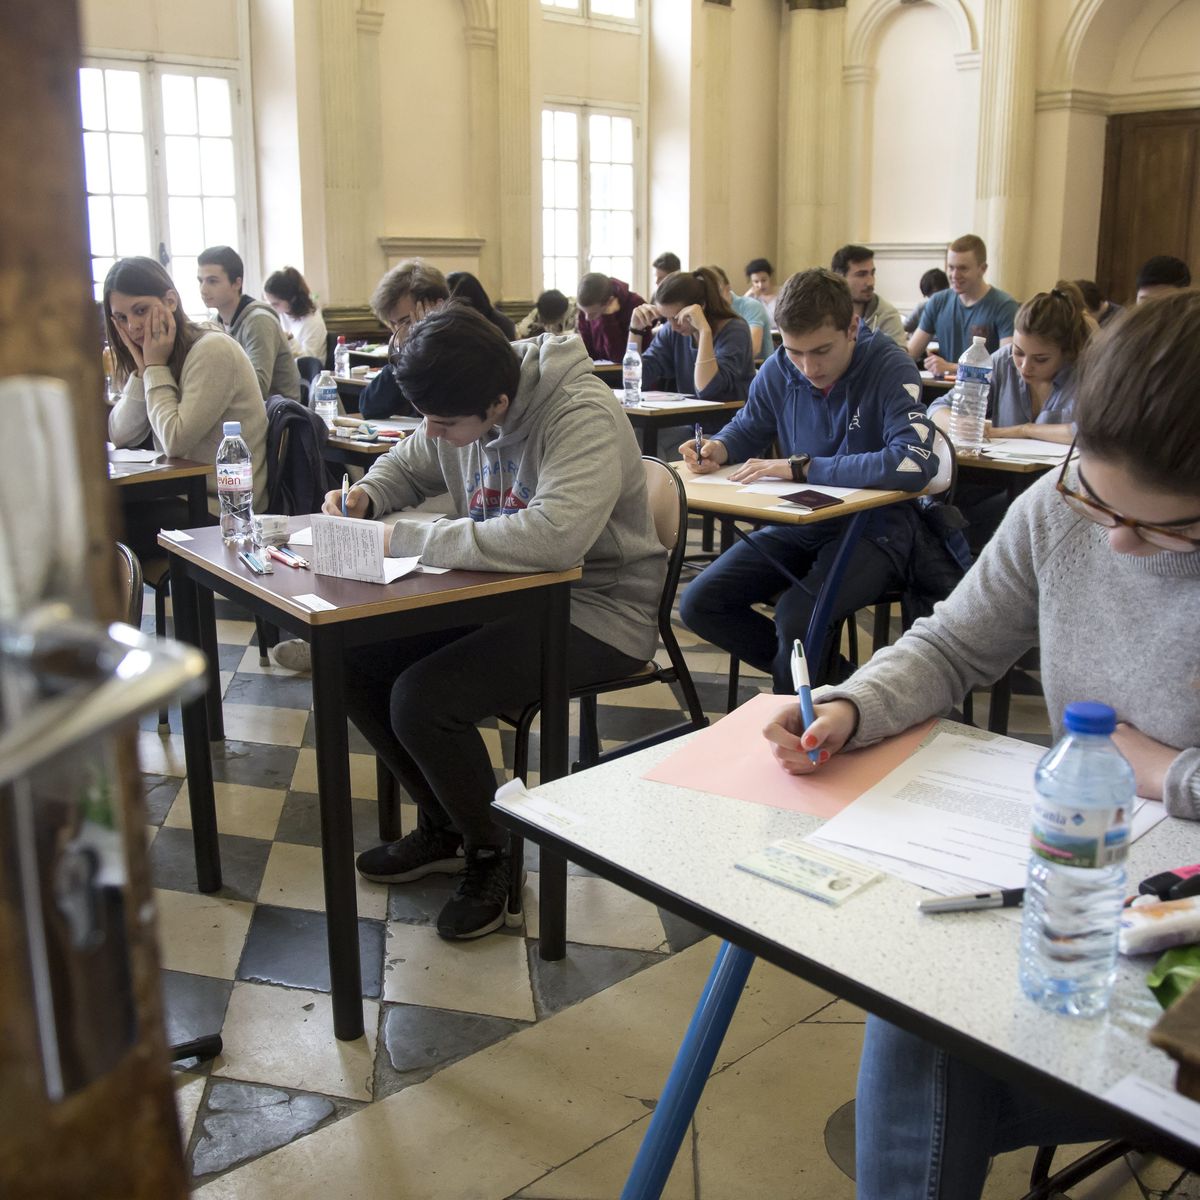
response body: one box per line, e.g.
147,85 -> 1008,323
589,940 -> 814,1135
321,307 -> 665,941
105,256 -> 266,554
764,291 -> 1200,1200
678,269 -> 937,688
628,267 -> 755,402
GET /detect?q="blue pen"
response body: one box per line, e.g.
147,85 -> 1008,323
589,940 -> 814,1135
341,472 -> 349,517
790,639 -> 820,765
693,422 -> 704,465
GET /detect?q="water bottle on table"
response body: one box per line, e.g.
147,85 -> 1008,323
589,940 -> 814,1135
334,335 -> 350,378
1018,701 -> 1134,1018
216,421 -> 254,546
622,336 -> 642,408
948,335 -> 991,455
312,370 -> 339,430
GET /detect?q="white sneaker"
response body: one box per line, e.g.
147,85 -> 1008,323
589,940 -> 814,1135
269,639 -> 312,672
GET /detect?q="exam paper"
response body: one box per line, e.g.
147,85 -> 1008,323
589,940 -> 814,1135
983,438 -> 1070,460
108,447 -> 161,463
810,731 -> 1165,892
741,482 -> 861,498
310,515 -> 420,584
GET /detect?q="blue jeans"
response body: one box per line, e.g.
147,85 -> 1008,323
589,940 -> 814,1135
855,1017 -> 1116,1199
679,522 -> 904,690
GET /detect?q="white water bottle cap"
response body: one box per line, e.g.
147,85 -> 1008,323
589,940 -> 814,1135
223,421 -> 241,436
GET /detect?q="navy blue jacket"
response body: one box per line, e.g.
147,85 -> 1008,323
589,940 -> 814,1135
640,317 -> 755,402
359,369 -> 418,422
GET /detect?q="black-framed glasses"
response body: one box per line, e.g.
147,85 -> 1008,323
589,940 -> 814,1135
1056,440 -> 1200,552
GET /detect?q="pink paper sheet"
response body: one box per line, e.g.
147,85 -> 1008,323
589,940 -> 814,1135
643,693 -> 936,818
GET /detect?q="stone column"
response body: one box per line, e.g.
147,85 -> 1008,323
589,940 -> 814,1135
318,0 -> 365,303
841,63 -> 875,243
778,3 -> 846,273
497,0 -> 533,301
691,0 -> 733,268
462,1 -> 501,295
356,2 -> 385,293
975,0 -> 1036,300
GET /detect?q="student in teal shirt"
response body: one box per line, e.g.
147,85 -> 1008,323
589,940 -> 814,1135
708,264 -> 773,360
908,234 -> 1018,375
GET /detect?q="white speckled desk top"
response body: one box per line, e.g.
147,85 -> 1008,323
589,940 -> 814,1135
495,733 -> 1200,1159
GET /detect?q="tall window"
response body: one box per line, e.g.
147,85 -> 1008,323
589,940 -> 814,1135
80,60 -> 246,315
541,0 -> 637,20
541,107 -> 636,294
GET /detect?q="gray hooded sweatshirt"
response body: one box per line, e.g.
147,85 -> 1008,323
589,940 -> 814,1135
354,334 -> 666,662
222,297 -> 302,403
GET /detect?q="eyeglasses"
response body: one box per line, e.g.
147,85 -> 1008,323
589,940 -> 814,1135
1056,442 -> 1200,552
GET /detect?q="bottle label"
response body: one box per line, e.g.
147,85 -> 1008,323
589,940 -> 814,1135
217,463 -> 252,492
955,363 -> 991,384
1030,798 -> 1129,869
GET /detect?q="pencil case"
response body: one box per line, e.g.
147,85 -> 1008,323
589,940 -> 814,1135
1119,896 -> 1200,956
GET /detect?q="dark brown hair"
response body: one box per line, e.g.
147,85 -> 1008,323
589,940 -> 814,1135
1074,289 -> 1200,494
1015,279 -> 1091,361
103,256 -> 210,384
773,269 -> 854,335
653,268 -> 737,322
370,259 -> 450,322
652,251 -> 681,273
263,266 -> 315,317
577,273 -> 614,307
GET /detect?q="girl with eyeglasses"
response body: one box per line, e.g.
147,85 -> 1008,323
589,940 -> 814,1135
762,289 -> 1200,1199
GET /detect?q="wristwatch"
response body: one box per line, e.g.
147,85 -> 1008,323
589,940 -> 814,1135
788,453 -> 810,482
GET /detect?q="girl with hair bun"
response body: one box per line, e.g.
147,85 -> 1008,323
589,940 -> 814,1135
627,267 -> 755,401
263,266 -> 328,362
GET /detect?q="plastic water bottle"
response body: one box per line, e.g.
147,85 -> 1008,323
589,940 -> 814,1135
312,370 -> 339,430
216,421 -> 254,546
622,336 -> 642,408
1018,702 -> 1135,1018
334,334 -> 350,378
948,335 -> 991,455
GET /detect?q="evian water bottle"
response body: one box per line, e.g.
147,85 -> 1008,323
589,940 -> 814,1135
948,335 -> 992,455
216,421 -> 254,545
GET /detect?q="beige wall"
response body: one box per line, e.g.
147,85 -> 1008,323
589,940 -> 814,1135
81,0 -> 241,60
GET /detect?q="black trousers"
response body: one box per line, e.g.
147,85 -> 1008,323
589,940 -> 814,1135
342,616 -> 644,849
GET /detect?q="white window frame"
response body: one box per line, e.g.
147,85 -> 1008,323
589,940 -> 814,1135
80,47 -> 259,310
540,100 -> 643,296
540,0 -> 642,36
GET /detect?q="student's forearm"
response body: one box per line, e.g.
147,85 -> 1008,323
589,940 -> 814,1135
750,326 -> 763,357
693,330 -> 718,393
989,422 -> 1073,443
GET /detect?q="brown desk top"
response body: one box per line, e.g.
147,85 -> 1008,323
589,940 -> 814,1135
326,434 -> 392,459
956,452 -> 1055,474
672,464 -> 911,526
158,519 -> 581,626
622,398 -> 744,420
108,456 -> 210,485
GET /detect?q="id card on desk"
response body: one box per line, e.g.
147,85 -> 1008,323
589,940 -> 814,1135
736,838 -> 881,905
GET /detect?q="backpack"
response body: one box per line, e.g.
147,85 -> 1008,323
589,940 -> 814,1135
263,394 -> 336,515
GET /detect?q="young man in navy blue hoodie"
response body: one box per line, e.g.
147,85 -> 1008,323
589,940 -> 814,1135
678,269 -> 937,690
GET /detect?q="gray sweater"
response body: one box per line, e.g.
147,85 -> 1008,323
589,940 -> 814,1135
222,298 -> 301,403
818,470 -> 1200,817
355,333 -> 667,662
108,331 -> 269,511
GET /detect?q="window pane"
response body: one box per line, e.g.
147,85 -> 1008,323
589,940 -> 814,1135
171,256 -> 203,315
203,196 -> 238,247
553,111 -> 577,160
112,195 -> 151,256
541,109 -> 554,155
169,196 -> 204,254
609,209 -> 633,255
555,209 -> 577,256
196,76 -> 232,137
541,0 -> 578,9
591,163 -> 610,210
87,195 -> 115,257
589,114 -> 610,163
83,131 -> 110,194
542,160 -> 556,207
200,137 -> 235,195
543,256 -> 557,292
610,163 -> 633,209
542,209 -> 557,256
554,257 -> 578,295
165,136 -> 201,195
160,73 -> 197,135
554,161 -> 577,209
590,209 -> 608,253
104,69 -> 143,133
590,0 -> 635,17
611,256 -> 633,283
108,132 -> 147,194
79,68 -> 107,130
611,116 -> 633,163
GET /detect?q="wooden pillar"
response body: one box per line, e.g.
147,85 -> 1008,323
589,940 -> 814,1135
0,3 -> 186,1196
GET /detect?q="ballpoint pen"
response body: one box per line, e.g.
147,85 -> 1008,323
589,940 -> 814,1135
694,422 -> 704,466
341,472 -> 349,517
237,550 -> 272,575
790,639 -> 820,766
918,888 -> 1025,914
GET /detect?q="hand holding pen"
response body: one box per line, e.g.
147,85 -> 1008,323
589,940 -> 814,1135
790,640 -> 821,766
762,698 -> 859,776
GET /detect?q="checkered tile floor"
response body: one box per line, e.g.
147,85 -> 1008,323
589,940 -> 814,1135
142,521 -> 1073,1192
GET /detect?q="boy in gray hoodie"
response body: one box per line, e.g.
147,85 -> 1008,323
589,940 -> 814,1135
323,304 -> 666,940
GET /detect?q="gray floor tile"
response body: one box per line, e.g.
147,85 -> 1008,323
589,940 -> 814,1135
222,673 -> 318,711
237,904 -> 386,998
143,773 -> 184,825
301,712 -> 377,755
386,872 -> 459,926
527,941 -> 664,1020
161,969 -> 233,1051
149,826 -> 272,903
656,906 -> 711,954
211,739 -> 301,791
274,791 -> 385,855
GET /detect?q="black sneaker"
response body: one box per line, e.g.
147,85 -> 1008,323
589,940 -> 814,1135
436,847 -> 522,940
355,825 -> 464,884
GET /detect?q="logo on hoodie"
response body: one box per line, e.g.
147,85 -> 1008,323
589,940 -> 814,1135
468,457 -> 530,520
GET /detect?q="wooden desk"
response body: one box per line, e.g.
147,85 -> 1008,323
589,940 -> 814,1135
323,434 -> 393,471
921,375 -> 954,405
619,397 -> 745,456
592,361 -> 623,386
160,520 -> 581,1040
496,734 -> 1200,1195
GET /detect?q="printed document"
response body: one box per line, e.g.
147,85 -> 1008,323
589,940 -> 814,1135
310,515 -> 419,584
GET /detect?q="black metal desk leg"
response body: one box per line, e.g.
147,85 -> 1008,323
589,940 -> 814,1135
168,553 -> 221,893
537,583 -> 571,962
184,476 -> 208,528
195,586 -> 225,740
641,423 -> 658,456
310,628 -> 365,1041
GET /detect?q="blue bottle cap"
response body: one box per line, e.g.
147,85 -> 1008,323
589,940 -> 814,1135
1063,701 -> 1116,735
223,421 -> 241,436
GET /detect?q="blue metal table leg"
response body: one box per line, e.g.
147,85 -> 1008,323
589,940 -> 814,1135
801,509 -> 870,669
621,942 -> 756,1199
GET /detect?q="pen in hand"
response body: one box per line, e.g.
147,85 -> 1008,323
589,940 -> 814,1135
341,472 -> 349,518
693,423 -> 704,466
790,639 -> 820,765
